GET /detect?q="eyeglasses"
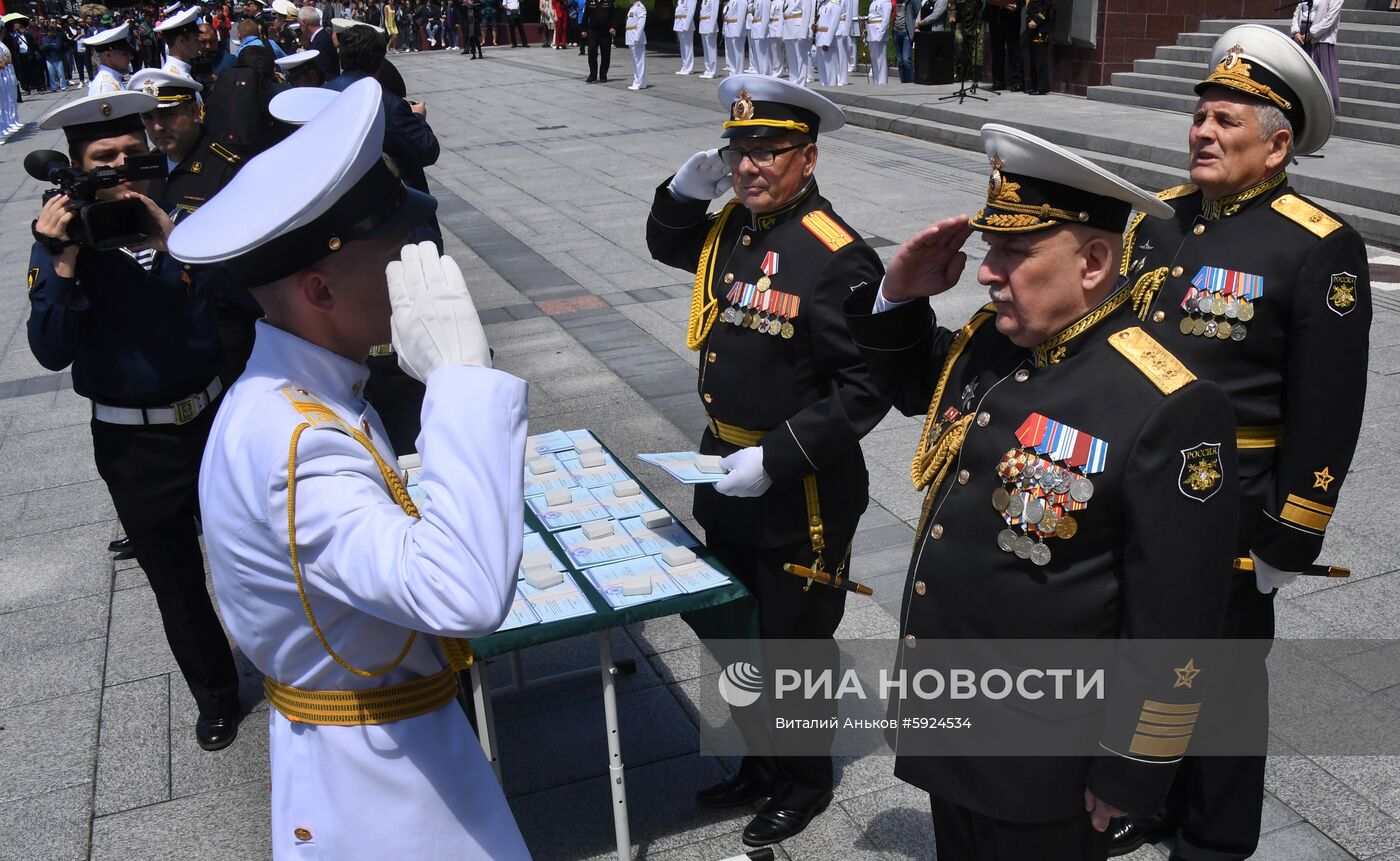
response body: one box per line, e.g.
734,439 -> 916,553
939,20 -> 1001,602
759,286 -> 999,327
718,144 -> 805,169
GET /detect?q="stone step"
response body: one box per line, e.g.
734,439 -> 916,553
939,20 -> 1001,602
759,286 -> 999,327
1197,17 -> 1400,48
1113,69 -> 1400,106
1344,9 -> 1400,25
835,100 -> 1400,247
1176,31 -> 1400,64
1087,84 -> 1400,143
1135,56 -> 1400,87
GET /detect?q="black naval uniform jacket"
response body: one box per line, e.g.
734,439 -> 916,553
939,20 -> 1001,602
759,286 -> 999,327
843,285 -> 1238,823
647,180 -> 890,551
160,129 -> 244,224
1124,173 -> 1370,573
1025,0 -> 1052,43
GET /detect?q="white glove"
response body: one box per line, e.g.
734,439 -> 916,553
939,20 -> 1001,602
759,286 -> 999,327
713,446 -> 772,498
669,148 -> 732,202
1251,551 -> 1299,595
387,241 -> 492,381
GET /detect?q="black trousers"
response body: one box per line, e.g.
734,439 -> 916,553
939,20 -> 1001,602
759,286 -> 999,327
704,531 -> 850,810
506,12 -> 530,44
364,353 -> 427,457
1163,576 -> 1273,861
930,794 -> 1108,861
587,26 -> 612,77
1026,40 -> 1050,92
986,8 -> 1022,89
91,405 -> 239,719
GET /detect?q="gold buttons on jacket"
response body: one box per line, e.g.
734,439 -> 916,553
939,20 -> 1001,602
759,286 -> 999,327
1193,224 -> 1205,236
956,470 -> 970,485
930,524 -> 944,539
976,411 -> 991,427
707,351 -> 717,363
741,235 -> 752,246
294,828 -> 313,842
723,272 -> 734,284
914,580 -> 927,596
703,393 -> 713,404
1171,265 -> 1184,278
1152,310 -> 1166,323
904,634 -> 917,648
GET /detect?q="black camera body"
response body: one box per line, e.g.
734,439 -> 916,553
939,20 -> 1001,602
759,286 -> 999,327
25,150 -> 169,251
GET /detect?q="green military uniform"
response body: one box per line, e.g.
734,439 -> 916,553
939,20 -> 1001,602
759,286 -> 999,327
1113,24 -> 1371,860
844,124 -> 1240,859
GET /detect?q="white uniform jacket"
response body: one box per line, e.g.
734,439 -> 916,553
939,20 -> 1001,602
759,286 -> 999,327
89,64 -> 124,95
749,0 -> 770,38
698,0 -> 719,34
782,0 -> 814,39
814,0 -> 840,46
865,0 -> 890,40
674,0 -> 697,31
200,322 -> 532,860
626,1 -> 648,45
723,0 -> 749,37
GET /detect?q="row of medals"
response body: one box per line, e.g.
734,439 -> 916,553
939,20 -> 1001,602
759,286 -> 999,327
1180,293 -> 1255,341
990,448 -> 1093,567
720,277 -> 796,339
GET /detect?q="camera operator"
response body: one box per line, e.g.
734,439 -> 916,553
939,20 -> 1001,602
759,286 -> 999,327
26,91 -> 242,753
129,69 -> 258,384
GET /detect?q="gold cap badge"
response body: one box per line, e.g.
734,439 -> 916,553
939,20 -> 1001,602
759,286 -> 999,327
100,102 -> 112,117
731,89 -> 754,122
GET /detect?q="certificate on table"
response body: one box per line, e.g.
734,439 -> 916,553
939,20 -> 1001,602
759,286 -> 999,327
582,557 -> 686,609
661,558 -> 731,594
519,532 -> 568,577
555,525 -> 646,568
524,453 -> 578,498
527,429 -> 575,455
591,485 -> 664,520
495,596 -> 542,632
528,487 -> 613,532
559,451 -> 633,489
620,516 -> 702,556
517,571 -> 596,622
637,451 -> 727,484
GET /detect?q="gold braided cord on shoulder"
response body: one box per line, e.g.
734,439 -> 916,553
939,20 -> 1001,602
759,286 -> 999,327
286,420 -> 475,677
686,202 -> 738,351
1120,211 -> 1148,277
908,309 -> 995,545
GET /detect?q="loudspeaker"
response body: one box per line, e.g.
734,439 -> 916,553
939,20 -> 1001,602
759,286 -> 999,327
913,30 -> 954,84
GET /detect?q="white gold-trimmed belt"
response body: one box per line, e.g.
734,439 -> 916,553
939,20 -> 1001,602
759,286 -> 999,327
93,378 -> 222,426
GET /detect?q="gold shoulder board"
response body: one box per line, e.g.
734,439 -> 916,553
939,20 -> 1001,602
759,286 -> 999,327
1271,194 -> 1341,239
1156,183 -> 1198,201
1108,327 -> 1197,396
209,142 -> 242,164
280,387 -> 352,432
802,211 -> 854,252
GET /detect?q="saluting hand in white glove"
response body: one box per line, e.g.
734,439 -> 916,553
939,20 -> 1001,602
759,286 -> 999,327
669,148 -> 733,201
387,241 -> 492,381
714,446 -> 772,498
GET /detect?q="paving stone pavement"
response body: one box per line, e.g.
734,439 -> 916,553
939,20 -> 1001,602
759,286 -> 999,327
0,43 -> 1398,861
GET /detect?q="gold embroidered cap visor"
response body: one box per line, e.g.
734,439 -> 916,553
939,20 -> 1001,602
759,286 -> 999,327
37,91 -> 158,143
971,123 -> 1173,235
717,74 -> 845,140
1194,24 -> 1334,156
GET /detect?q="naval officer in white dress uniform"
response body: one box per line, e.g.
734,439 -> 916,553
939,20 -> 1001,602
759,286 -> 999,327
83,23 -> 136,95
170,77 -> 533,861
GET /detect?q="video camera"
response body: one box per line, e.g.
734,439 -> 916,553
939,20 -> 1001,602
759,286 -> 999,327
24,149 -> 168,251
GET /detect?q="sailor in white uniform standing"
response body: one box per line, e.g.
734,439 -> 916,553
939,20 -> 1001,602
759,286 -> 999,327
83,23 -> 136,95
154,7 -> 201,78
697,0 -> 720,78
813,0 -> 839,85
864,0 -> 890,84
782,0 -> 814,87
171,78 -> 533,861
722,0 -> 748,75
766,0 -> 786,76
674,0 -> 698,74
625,0 -> 648,89
747,0 -> 769,75
832,0 -> 851,84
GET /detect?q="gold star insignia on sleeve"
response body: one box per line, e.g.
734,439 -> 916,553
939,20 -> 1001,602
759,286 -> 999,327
1313,467 -> 1335,492
1173,658 -> 1201,689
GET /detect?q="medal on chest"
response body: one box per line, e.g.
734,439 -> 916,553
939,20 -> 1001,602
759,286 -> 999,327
991,413 -> 1109,567
722,279 -> 800,338
1178,266 -> 1261,342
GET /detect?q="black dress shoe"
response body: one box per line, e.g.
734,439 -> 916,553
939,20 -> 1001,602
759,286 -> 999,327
599,76 -> 608,83
696,772 -> 770,808
108,535 -> 132,552
741,793 -> 832,847
1107,814 -> 1172,857
585,76 -> 597,82
195,714 -> 240,752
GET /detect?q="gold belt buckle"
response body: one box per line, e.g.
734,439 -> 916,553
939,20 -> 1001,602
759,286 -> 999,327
172,393 -> 201,425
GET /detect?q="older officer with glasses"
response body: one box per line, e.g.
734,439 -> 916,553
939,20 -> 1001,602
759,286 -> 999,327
646,75 -> 890,848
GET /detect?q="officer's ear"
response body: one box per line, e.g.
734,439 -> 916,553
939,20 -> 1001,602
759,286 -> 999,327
1074,228 -> 1117,296
799,137 -> 817,179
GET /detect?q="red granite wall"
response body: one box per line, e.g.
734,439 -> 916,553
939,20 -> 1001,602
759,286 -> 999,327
1040,0 -> 1286,95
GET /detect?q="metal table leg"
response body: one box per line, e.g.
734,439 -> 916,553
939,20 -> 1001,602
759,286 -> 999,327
470,660 -> 503,784
598,630 -> 631,861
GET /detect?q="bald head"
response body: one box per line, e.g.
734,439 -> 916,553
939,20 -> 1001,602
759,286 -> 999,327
238,17 -> 262,38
